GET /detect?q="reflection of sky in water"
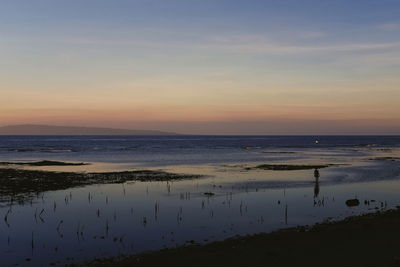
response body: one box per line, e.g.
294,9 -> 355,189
1,136 -> 400,266
1,160 -> 400,266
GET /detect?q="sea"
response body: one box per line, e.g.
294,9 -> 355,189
1,135 -> 399,166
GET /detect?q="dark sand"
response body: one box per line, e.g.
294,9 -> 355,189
76,208 -> 400,267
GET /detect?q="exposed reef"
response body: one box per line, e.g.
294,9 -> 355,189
246,164 -> 334,171
0,168 -> 203,203
368,157 -> 400,161
0,160 -> 88,166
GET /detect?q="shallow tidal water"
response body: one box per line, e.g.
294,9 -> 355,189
0,136 -> 400,266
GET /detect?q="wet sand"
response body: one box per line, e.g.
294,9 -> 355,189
78,208 -> 400,267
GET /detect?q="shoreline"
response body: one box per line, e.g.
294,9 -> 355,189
75,208 -> 400,267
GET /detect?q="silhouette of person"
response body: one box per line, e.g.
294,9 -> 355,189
314,168 -> 320,179
313,168 -> 320,198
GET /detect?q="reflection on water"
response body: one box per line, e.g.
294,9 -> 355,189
314,168 -> 320,198
1,135 -> 400,266
1,161 -> 400,266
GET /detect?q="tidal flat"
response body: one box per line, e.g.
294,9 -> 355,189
1,135 -> 400,266
1,159 -> 400,267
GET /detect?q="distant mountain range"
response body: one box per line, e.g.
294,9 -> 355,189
0,125 -> 178,135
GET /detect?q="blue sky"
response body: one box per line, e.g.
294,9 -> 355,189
1,0 -> 400,134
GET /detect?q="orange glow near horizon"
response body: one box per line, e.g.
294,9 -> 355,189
1,1 -> 400,134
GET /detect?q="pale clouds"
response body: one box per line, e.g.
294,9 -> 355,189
206,33 -> 400,55
376,22 -> 400,31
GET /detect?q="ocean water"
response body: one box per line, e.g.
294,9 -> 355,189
0,135 -> 399,166
0,135 -> 400,266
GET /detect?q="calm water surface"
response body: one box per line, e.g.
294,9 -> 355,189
0,136 -> 400,266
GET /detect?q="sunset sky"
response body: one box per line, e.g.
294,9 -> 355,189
1,0 -> 399,134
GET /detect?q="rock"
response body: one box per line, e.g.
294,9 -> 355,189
346,199 -> 360,207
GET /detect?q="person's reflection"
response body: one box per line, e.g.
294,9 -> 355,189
313,168 -> 320,198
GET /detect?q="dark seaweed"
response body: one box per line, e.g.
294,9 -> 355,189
0,168 -> 203,203
0,160 -> 88,166
368,157 -> 400,161
246,164 -> 333,171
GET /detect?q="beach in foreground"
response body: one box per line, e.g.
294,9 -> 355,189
79,208 -> 400,267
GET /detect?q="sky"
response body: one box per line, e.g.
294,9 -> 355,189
1,0 -> 400,134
